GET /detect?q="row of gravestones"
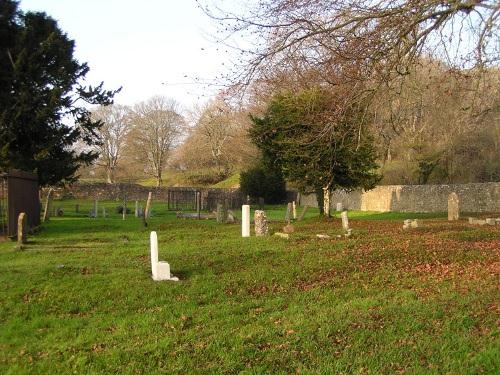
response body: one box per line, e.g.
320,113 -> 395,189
240,204 -> 352,238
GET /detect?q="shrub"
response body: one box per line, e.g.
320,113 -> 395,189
240,166 -> 286,204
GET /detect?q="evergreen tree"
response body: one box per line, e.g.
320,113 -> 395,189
0,0 -> 119,185
250,87 -> 380,215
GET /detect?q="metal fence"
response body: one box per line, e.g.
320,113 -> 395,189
0,170 -> 40,238
167,187 -> 244,211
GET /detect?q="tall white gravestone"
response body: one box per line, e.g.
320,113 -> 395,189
150,231 -> 178,281
242,205 -> 250,237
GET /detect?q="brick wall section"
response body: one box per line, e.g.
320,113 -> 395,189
299,182 -> 500,213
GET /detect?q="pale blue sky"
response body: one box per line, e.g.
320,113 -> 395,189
19,0 -> 237,109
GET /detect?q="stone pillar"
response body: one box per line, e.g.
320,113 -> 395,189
448,192 -> 459,221
254,210 -> 269,236
196,192 -> 201,219
93,199 -> 98,219
292,201 -> 297,220
135,200 -> 139,218
17,212 -> 27,245
242,205 -> 250,237
145,192 -> 152,219
341,211 -> 349,231
122,198 -> 127,220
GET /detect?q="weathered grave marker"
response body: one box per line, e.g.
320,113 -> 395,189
485,218 -> 496,225
150,231 -> 178,281
297,205 -> 309,221
254,210 -> 269,236
336,202 -> 343,212
341,211 -> 349,231
448,192 -> 459,221
145,192 -> 152,219
17,212 -> 27,245
217,202 -> 228,223
292,201 -> 297,220
242,205 -> 250,237
93,199 -> 98,219
135,200 -> 139,218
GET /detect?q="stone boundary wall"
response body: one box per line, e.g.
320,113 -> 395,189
299,182 -> 500,213
46,183 -> 239,202
47,182 -> 170,201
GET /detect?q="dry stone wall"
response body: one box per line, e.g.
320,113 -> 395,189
48,183 -> 170,201
299,182 -> 500,213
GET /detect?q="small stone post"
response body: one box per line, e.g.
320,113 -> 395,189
122,198 -> 127,220
292,201 -> 297,220
448,192 -> 459,221
135,200 -> 139,218
17,212 -> 27,245
341,211 -> 349,231
145,192 -> 152,219
196,192 -> 201,219
42,188 -> 53,222
93,199 -> 98,219
242,205 -> 250,237
254,210 -> 269,236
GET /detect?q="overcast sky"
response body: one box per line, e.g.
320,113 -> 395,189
19,0 -> 238,110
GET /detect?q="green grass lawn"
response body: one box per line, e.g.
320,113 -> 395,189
0,200 -> 498,374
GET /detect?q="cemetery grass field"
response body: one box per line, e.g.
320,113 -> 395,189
0,201 -> 498,374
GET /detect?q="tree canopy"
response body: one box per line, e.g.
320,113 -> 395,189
0,0 -> 119,185
250,87 -> 380,214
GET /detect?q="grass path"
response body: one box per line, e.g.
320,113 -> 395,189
0,201 -> 498,373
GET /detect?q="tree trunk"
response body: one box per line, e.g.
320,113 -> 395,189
106,168 -> 113,184
323,186 -> 331,217
156,173 -> 162,187
315,187 -> 324,215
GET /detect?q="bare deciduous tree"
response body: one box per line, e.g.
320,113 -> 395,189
130,96 -> 184,187
92,104 -> 131,183
201,0 -> 499,90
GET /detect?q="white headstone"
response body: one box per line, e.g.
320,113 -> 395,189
150,231 -> 178,281
336,202 -> 343,212
242,205 -> 250,237
341,211 -> 349,231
